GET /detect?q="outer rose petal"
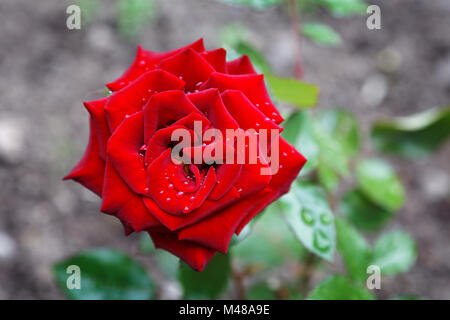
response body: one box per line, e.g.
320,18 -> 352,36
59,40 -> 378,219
106,39 -> 205,91
201,49 -> 227,73
200,72 -> 284,124
158,48 -> 215,92
149,231 -> 216,272
83,97 -> 110,159
105,70 -> 185,132
63,119 -> 105,197
178,188 -> 271,253
226,55 -> 257,75
101,159 -> 160,232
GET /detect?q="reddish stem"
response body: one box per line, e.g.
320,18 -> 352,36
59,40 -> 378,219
287,0 -> 304,79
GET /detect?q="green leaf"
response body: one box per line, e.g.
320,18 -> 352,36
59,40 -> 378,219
318,0 -> 367,17
178,253 -> 230,299
317,158 -> 340,193
53,249 -> 155,300
302,22 -> 342,45
247,282 -> 277,300
280,182 -> 335,261
314,120 -> 350,176
217,0 -> 282,10
356,158 -> 405,211
316,109 -> 360,157
372,107 -> 450,158
282,111 -> 320,174
308,275 -> 375,300
336,218 -> 371,283
232,203 -> 307,268
266,75 -> 319,108
372,230 -> 417,275
338,189 -> 394,231
117,0 -> 155,38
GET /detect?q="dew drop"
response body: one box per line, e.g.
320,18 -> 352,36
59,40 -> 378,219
264,117 -> 271,122
255,123 -> 260,127
189,196 -> 195,201
301,209 -> 315,226
255,103 -> 260,108
282,152 -> 288,157
176,191 -> 184,199
165,197 -> 171,202
265,101 -> 270,106
159,190 -> 164,194
195,81 -> 203,87
237,188 -> 243,193
168,184 -> 174,190
183,181 -> 189,185
320,213 -> 332,225
183,206 -> 190,213
138,60 -> 146,67
272,112 -> 277,116
313,229 -> 331,252
144,187 -> 149,193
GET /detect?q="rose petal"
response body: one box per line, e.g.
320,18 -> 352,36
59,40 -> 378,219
158,48 -> 215,92
101,159 -> 160,232
106,39 -> 205,91
143,90 -> 202,142
187,88 -> 239,133
226,55 -> 257,75
149,231 -> 216,272
107,112 -> 147,194
178,188 -> 272,253
200,72 -> 284,124
83,97 -> 110,159
201,48 -> 227,73
105,70 -> 185,132
63,119 -> 105,197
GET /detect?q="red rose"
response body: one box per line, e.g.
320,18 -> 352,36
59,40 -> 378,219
64,39 -> 306,271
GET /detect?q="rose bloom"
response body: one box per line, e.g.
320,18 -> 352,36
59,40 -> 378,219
64,39 -> 306,271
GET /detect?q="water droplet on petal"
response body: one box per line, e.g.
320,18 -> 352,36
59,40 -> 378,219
183,181 -> 189,185
168,184 -> 174,190
166,197 -> 171,202
237,188 -> 243,193
183,206 -> 190,213
265,101 -> 270,106
176,191 -> 184,199
189,196 -> 195,201
144,187 -> 149,193
160,190 -> 164,194
282,152 -> 288,157
138,60 -> 146,67
255,103 -> 260,108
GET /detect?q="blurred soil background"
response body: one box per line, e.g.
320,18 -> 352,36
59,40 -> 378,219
0,0 -> 449,299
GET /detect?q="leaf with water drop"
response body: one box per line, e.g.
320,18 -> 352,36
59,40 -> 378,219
280,182 -> 336,261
